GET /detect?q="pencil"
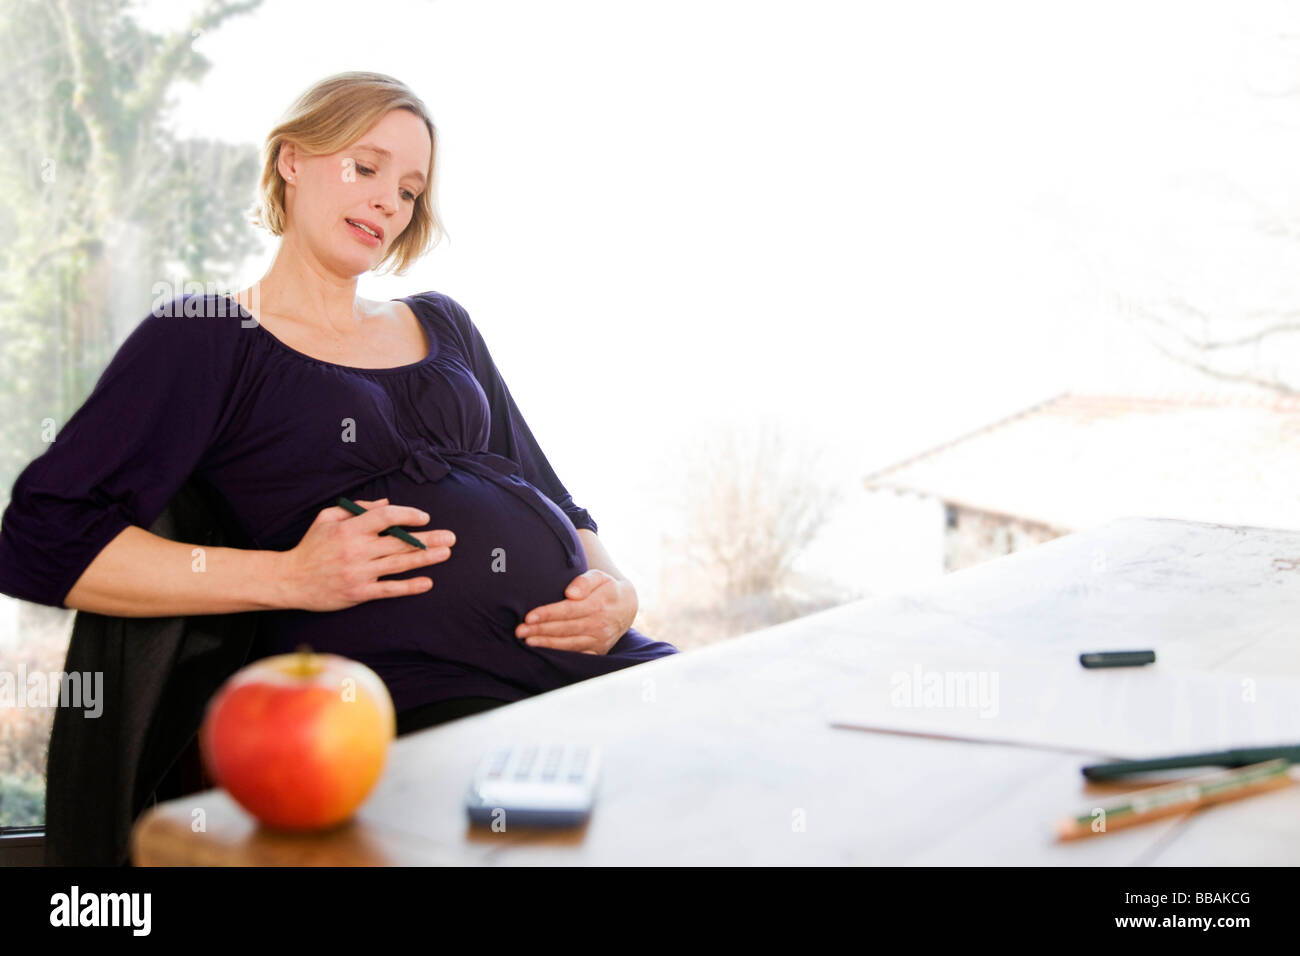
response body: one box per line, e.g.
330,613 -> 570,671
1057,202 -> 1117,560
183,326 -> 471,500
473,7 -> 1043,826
335,496 -> 427,550
1055,758 -> 1293,841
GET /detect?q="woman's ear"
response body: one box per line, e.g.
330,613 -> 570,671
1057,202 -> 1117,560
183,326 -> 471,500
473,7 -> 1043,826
278,141 -> 298,184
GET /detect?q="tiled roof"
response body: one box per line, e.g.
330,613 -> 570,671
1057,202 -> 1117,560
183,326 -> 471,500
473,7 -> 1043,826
862,390 -> 1300,532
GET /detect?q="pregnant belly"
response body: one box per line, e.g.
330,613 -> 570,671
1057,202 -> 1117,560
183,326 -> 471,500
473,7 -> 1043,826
397,468 -> 588,636
257,468 -> 588,667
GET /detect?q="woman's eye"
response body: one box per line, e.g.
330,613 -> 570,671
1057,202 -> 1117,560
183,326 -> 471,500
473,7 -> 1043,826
356,163 -> 414,201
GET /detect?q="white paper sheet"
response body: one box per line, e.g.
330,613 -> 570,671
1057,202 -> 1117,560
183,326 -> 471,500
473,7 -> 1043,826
826,655 -> 1300,760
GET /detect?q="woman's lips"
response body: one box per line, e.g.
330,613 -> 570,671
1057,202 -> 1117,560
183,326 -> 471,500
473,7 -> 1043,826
345,219 -> 382,247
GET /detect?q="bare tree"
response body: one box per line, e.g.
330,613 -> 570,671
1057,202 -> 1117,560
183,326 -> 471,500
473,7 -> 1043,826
1093,25 -> 1300,397
644,419 -> 846,648
0,0 -> 265,826
0,0 -> 266,494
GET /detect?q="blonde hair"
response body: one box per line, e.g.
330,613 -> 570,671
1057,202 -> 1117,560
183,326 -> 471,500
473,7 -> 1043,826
248,71 -> 445,275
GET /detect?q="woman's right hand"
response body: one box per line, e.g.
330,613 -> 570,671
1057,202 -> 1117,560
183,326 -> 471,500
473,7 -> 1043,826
280,497 -> 455,611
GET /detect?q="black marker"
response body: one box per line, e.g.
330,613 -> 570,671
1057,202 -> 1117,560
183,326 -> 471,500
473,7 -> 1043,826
335,496 -> 426,549
1082,744 -> 1300,780
1079,649 -> 1156,669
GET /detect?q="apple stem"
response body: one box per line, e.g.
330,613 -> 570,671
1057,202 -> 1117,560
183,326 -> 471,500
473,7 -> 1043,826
295,643 -> 314,676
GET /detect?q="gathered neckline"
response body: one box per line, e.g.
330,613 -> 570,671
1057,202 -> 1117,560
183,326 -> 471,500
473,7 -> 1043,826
222,293 -> 441,375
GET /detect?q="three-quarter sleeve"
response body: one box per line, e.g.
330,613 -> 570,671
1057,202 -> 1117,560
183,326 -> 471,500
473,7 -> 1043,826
0,295 -> 243,607
439,294 -> 598,535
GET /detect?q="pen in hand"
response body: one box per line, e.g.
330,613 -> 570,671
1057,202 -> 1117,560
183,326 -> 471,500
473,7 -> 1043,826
335,496 -> 427,549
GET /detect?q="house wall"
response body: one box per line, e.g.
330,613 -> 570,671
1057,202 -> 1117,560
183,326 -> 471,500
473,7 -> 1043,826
943,503 -> 1066,572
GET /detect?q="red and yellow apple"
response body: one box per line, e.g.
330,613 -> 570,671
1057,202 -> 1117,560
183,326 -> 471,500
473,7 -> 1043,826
198,646 -> 396,830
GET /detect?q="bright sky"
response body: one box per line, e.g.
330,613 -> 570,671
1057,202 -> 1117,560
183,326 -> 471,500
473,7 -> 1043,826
136,0 -> 1300,598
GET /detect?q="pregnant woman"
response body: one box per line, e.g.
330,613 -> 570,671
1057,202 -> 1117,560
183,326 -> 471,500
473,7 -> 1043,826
0,71 -> 677,735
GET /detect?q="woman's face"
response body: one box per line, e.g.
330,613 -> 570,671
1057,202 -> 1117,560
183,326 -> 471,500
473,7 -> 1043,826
279,107 -> 432,276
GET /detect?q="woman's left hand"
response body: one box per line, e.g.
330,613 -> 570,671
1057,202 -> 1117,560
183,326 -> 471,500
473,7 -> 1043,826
515,570 -> 638,655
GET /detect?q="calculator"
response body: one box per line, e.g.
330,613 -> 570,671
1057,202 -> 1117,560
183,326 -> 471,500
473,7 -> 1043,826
465,742 -> 601,827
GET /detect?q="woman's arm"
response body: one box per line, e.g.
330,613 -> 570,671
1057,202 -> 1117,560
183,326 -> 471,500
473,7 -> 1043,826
576,528 -> 629,585
63,524 -> 291,616
63,499 -> 453,617
0,297 -> 247,609
576,527 -> 639,629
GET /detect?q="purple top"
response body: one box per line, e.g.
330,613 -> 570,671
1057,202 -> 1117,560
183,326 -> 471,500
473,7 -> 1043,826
0,291 -> 678,712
